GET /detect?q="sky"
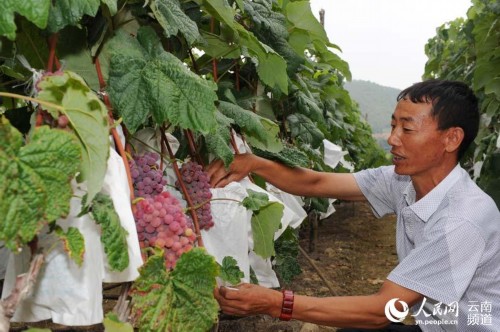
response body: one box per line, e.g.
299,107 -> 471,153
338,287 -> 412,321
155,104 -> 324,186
309,0 -> 472,90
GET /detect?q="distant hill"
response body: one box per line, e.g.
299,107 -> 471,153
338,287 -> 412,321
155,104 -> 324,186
344,80 -> 401,134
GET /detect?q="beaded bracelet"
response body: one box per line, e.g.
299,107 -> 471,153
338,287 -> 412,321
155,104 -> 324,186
279,289 -> 294,321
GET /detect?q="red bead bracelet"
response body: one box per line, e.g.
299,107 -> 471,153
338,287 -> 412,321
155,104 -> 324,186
279,289 -> 294,321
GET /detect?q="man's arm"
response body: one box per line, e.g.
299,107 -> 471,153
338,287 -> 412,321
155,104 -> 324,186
207,153 -> 366,201
214,280 -> 423,329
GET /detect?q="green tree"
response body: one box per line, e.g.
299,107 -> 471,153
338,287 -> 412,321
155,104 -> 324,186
424,0 -> 500,206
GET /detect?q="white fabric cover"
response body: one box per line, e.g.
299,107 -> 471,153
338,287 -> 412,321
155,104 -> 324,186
2,148 -> 143,326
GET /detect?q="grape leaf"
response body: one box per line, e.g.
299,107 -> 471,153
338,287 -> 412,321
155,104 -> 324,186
198,0 -> 236,30
204,111 -> 234,167
0,0 -> 50,40
219,256 -> 244,285
285,1 -> 328,43
130,247 -> 219,332
235,24 -> 288,94
108,27 -> 218,134
252,145 -> 310,168
242,189 -> 270,211
101,0 -> 118,15
274,227 -> 302,284
37,71 -> 110,206
218,100 -> 283,152
244,0 -> 304,73
88,193 -> 130,271
103,313 -> 134,332
198,31 -> 241,59
0,120 -> 81,250
251,201 -> 283,258
287,113 -> 324,149
47,0 -> 101,33
55,226 -> 85,266
151,0 -> 201,46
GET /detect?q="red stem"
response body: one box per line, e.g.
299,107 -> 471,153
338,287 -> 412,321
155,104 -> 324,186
94,57 -> 135,205
235,61 -> 240,91
46,34 -> 59,72
161,129 -> 204,248
210,17 -> 218,82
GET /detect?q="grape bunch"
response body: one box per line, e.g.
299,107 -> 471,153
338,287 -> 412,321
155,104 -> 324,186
129,152 -> 167,198
134,191 -> 196,269
176,161 -> 214,230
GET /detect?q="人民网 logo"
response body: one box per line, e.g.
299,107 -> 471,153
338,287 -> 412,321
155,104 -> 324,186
385,298 -> 409,322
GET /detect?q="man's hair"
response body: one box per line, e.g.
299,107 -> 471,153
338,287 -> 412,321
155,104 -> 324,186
397,79 -> 479,160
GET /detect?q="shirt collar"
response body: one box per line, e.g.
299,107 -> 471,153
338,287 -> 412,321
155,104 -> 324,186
403,164 -> 463,222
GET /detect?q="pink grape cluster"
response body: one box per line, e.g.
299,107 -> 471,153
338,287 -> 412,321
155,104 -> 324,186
134,191 -> 196,269
129,152 -> 167,197
176,161 -> 214,230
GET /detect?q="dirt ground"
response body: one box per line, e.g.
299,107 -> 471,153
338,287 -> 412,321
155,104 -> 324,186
8,201 -> 399,332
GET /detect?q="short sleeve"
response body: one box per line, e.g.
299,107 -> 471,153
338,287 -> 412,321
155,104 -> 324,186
388,219 -> 485,304
353,166 -> 399,217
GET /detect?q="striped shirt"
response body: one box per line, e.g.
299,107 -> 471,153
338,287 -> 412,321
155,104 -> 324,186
354,165 -> 500,331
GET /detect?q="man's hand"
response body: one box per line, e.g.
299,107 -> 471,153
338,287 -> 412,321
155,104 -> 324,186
213,283 -> 282,317
206,154 -> 255,188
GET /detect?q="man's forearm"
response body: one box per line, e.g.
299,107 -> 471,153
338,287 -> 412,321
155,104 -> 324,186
290,294 -> 390,329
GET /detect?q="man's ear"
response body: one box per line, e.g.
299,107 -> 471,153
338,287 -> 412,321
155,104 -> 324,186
444,127 -> 464,153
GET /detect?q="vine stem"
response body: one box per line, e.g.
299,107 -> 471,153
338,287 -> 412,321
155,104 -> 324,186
160,127 -> 204,248
184,197 -> 242,213
94,57 -> 135,204
210,17 -> 219,82
184,129 -> 203,166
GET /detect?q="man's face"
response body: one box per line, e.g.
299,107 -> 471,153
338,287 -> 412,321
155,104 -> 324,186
388,98 -> 448,178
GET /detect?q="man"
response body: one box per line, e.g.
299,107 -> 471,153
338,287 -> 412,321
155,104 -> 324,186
207,80 -> 500,331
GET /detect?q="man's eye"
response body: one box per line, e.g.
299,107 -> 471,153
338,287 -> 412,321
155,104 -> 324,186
403,128 -> 413,132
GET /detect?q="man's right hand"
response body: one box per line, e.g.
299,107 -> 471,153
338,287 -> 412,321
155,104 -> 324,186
206,153 -> 256,188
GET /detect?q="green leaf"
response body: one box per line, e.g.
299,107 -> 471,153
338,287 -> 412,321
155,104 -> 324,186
251,201 -> 284,258
285,1 -> 328,43
235,25 -> 289,94
0,0 -> 50,40
204,112 -> 234,167
244,0 -> 304,73
108,27 -> 219,134
20,126 -> 82,221
219,256 -> 244,285
102,0 -> 118,15
287,113 -> 324,149
151,0 -> 201,46
22,329 -> 52,332
130,247 -> 219,332
48,0 -> 101,33
0,120 -> 81,250
198,0 -> 236,30
242,189 -> 269,211
218,101 -> 283,152
274,227 -> 302,284
37,71 -> 110,206
252,145 -> 310,168
198,31 -> 241,59
55,226 -> 85,266
103,312 -> 134,332
89,193 -> 130,272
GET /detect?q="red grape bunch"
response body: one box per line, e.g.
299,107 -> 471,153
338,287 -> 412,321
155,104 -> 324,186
129,152 -> 167,198
134,191 -> 196,269
175,161 -> 214,230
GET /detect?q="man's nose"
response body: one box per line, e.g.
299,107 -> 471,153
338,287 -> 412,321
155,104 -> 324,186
387,130 -> 401,146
